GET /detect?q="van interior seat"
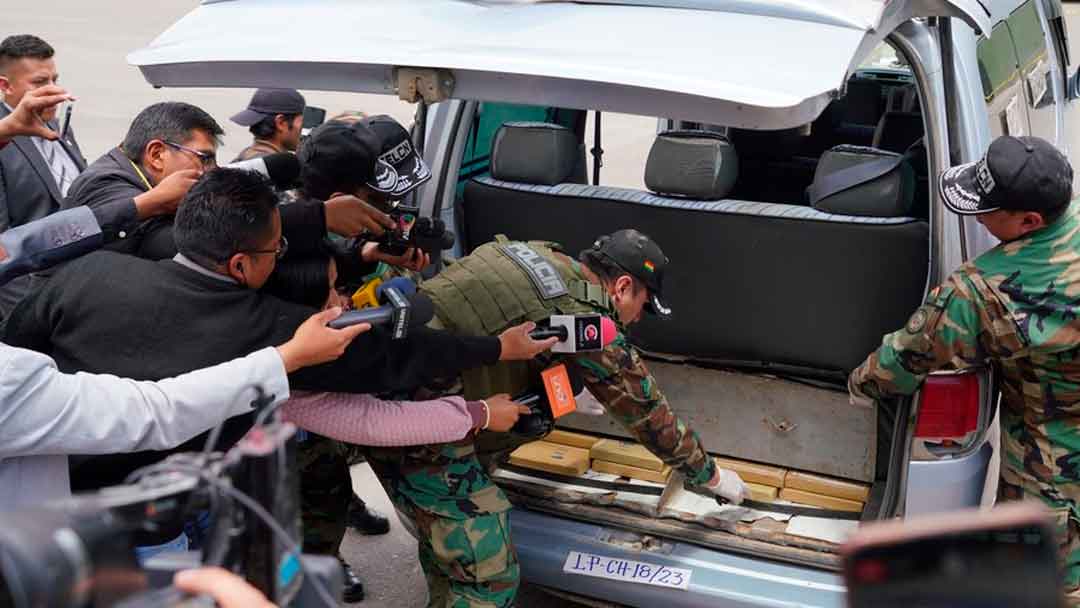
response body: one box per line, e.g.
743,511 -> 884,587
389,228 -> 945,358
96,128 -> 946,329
461,125 -> 929,373
489,121 -> 588,185
871,112 -> 930,218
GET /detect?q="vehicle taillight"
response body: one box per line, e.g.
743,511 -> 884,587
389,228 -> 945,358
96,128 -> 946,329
914,373 -> 981,438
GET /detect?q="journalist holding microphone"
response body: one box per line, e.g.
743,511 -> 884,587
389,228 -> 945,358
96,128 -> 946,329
0,86 -> 373,510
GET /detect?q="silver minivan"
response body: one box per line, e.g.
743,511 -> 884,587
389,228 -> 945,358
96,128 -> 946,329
131,1 -> 1080,605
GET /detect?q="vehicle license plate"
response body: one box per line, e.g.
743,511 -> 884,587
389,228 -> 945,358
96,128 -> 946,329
562,551 -> 692,590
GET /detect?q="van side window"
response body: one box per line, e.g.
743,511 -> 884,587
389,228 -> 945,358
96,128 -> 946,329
977,21 -> 1032,138
1009,0 -> 1055,139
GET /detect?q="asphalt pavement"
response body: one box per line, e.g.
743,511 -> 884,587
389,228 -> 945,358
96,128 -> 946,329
7,3 -> 1080,607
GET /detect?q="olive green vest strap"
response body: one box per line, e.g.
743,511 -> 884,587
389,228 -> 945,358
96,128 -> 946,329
494,234 -> 511,243
567,279 -> 610,309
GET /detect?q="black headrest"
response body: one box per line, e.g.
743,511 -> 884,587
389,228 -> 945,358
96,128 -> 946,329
810,145 -> 915,217
872,111 -> 925,154
490,122 -> 582,185
644,130 -> 738,200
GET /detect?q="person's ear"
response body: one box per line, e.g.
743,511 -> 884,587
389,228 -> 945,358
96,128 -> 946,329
0,75 -> 11,96
144,140 -> 169,173
274,114 -> 289,133
614,275 -> 633,299
1020,211 -> 1046,234
225,253 -> 249,285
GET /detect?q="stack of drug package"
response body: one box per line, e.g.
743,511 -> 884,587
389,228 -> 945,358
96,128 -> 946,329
713,456 -> 870,513
504,433 -> 870,545
507,432 -> 672,483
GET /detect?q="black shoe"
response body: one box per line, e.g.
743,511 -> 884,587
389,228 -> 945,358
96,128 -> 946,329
347,498 -> 390,536
338,555 -> 365,603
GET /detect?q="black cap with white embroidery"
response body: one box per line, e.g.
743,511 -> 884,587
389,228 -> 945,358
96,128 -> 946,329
939,135 -> 1073,216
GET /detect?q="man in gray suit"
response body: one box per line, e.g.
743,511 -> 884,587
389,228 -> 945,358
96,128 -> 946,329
0,35 -> 86,317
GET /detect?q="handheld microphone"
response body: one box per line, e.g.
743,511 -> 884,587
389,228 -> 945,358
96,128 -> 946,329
529,314 -> 618,353
376,277 -> 417,300
327,289 -> 434,339
223,153 -> 301,190
510,365 -> 586,439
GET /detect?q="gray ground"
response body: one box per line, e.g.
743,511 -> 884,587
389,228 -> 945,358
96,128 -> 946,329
7,2 -> 1080,606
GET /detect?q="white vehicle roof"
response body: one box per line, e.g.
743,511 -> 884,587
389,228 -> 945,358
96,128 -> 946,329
128,0 -> 993,128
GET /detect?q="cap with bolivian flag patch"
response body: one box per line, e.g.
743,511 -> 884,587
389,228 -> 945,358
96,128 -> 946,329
589,229 -> 671,320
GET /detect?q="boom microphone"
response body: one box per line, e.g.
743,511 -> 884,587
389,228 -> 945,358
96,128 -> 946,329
530,314 -> 618,353
327,289 -> 434,339
223,153 -> 301,190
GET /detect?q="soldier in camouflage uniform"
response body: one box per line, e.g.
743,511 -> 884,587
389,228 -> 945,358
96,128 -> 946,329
849,136 -> 1080,599
363,229 -> 749,608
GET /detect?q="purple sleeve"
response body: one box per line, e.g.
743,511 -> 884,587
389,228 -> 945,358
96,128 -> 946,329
280,391 -> 480,447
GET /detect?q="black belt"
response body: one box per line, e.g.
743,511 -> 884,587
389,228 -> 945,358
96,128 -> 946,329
499,463 -> 862,521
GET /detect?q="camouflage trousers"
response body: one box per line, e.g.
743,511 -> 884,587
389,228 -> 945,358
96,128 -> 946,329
999,474 -> 1080,604
296,434 -> 353,556
365,439 -> 520,608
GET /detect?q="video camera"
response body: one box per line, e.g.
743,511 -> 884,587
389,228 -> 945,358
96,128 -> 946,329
377,204 -> 455,257
0,390 -> 341,608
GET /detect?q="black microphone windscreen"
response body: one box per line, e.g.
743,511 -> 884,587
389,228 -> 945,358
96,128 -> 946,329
566,364 -> 585,394
407,293 -> 435,327
261,153 -> 301,189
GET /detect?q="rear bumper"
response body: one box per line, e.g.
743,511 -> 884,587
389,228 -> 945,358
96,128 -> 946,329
905,440 -> 993,516
511,508 -> 845,608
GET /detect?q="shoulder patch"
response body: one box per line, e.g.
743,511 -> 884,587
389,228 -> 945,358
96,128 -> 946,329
500,242 -> 568,300
906,307 -> 930,334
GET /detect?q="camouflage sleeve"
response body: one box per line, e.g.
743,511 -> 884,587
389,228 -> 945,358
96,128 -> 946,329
849,274 -> 985,401
570,333 -> 717,486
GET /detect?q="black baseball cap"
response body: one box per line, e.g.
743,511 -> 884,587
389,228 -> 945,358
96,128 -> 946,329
591,229 -> 672,320
940,135 -> 1073,216
297,121 -> 381,190
359,115 -> 431,198
230,88 -> 306,126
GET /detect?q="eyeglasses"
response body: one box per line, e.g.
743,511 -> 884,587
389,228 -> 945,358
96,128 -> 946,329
243,236 -> 289,260
164,140 -> 217,168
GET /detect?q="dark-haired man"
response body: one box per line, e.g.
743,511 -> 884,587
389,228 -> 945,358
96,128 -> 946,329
230,88 -> 306,162
62,101 -> 222,259
0,34 -> 87,316
849,135 -> 1080,599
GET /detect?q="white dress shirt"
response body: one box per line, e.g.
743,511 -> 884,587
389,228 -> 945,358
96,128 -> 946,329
0,343 -> 290,509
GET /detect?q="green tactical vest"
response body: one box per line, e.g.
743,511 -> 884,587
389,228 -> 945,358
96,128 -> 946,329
421,236 -> 610,399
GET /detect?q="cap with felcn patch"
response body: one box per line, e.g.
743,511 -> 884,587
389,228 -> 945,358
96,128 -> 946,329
940,135 -> 1073,216
591,229 -> 672,320
359,115 -> 431,198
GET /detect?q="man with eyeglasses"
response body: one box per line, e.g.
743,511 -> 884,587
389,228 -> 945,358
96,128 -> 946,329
63,101 -> 221,259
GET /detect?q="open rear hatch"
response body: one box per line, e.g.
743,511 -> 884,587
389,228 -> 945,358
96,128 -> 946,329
129,0 -> 991,128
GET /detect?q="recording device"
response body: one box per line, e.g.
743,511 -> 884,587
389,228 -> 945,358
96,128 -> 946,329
327,287 -> 434,339
0,389 -> 342,608
223,153 -> 302,190
529,314 -> 618,353
841,502 -> 1061,607
58,102 -> 74,140
377,204 -> 455,256
510,364 -> 586,439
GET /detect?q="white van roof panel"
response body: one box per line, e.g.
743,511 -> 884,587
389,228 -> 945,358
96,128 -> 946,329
128,0 -> 991,128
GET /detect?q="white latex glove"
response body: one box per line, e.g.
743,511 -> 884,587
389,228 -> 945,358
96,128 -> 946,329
574,397 -> 606,416
706,467 -> 747,505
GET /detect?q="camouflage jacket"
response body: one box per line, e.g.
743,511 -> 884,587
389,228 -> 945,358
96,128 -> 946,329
849,203 -> 1080,516
558,259 -> 717,487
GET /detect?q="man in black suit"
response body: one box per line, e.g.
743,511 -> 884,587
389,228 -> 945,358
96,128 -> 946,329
0,35 -> 86,316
